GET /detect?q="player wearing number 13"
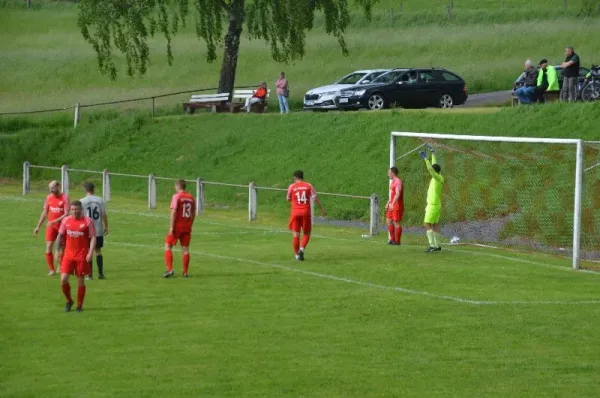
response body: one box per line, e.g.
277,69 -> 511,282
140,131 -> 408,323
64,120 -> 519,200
287,170 -> 326,261
164,179 -> 196,278
80,182 -> 109,280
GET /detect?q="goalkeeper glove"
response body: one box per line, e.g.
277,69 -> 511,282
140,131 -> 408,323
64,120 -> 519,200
419,151 -> 427,159
426,144 -> 435,153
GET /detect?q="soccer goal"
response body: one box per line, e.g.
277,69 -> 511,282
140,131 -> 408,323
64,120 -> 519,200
390,132 -> 591,269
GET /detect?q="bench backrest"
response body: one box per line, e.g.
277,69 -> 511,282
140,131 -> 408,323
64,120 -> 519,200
190,93 -> 230,103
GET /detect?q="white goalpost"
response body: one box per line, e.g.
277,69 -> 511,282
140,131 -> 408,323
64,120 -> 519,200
390,132 -> 584,270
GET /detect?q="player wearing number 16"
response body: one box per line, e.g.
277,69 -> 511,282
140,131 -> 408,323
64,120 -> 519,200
80,182 -> 109,280
164,179 -> 196,278
287,170 -> 326,261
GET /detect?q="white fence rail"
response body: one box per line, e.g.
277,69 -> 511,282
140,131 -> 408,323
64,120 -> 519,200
22,162 -> 380,235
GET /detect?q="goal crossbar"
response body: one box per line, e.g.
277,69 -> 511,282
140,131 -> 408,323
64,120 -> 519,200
390,132 -> 584,270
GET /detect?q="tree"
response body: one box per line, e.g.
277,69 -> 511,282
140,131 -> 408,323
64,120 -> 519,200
77,0 -> 376,94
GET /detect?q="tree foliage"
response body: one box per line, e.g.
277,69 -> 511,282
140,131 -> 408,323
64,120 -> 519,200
77,0 -> 376,81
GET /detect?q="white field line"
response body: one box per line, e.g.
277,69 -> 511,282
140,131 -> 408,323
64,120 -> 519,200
2,195 -> 598,275
112,241 -> 600,306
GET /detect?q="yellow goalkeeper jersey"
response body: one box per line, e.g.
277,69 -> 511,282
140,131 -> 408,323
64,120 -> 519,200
425,154 -> 444,205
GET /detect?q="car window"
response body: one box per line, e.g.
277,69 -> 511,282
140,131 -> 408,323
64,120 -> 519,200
440,72 -> 461,81
337,73 -> 367,85
372,70 -> 406,84
362,71 -> 385,83
418,71 -> 435,83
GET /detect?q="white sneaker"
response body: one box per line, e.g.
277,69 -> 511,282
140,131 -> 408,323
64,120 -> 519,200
48,270 -> 56,276
295,254 -> 300,261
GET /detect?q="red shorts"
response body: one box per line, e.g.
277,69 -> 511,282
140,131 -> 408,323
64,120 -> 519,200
45,224 -> 60,242
165,231 -> 191,247
386,209 -> 404,222
289,214 -> 312,234
60,256 -> 90,277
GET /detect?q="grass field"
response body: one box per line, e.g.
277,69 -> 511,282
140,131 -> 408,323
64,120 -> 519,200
1,1 -> 600,113
2,184 -> 600,397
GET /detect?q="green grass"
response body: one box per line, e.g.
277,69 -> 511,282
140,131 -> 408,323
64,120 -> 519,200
1,103 -> 599,257
2,185 -> 600,397
1,3 -> 600,113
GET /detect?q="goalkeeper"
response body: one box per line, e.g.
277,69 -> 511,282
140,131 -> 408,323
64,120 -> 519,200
419,145 -> 445,253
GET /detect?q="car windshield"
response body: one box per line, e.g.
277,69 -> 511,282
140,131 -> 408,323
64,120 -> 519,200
372,70 -> 406,84
337,73 -> 367,85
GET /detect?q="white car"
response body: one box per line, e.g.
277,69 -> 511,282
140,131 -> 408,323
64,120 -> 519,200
303,69 -> 390,111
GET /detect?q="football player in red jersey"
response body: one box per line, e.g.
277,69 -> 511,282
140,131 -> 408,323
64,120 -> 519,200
164,180 -> 196,278
287,170 -> 326,261
57,201 -> 96,312
33,180 -> 70,275
385,166 -> 404,245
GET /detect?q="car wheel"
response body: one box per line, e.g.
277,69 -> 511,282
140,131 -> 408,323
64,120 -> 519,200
438,93 -> 454,108
367,94 -> 386,110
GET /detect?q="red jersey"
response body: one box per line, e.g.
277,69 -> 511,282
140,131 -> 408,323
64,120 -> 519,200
171,191 -> 196,233
58,216 -> 95,258
43,193 -> 69,223
287,181 -> 316,216
389,177 -> 404,212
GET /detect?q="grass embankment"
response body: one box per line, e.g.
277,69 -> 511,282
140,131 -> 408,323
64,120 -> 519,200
1,2 -> 599,113
1,104 -> 599,253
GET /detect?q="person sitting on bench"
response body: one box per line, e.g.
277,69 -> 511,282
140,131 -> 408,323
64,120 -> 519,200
534,59 -> 559,103
244,82 -> 268,112
514,60 -> 538,104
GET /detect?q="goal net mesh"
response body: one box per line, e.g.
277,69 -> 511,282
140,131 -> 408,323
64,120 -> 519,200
394,137 -> 600,262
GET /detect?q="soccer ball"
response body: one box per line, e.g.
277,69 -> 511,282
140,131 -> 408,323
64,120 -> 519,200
450,236 -> 461,245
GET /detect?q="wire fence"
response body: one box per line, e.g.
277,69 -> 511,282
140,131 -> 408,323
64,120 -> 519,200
22,162 -> 381,235
0,85 -> 257,126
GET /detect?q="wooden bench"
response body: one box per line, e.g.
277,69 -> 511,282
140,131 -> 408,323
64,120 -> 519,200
231,89 -> 271,113
183,93 -> 231,114
512,90 -> 560,106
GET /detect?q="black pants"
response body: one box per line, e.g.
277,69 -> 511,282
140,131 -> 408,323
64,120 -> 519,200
534,86 -> 548,103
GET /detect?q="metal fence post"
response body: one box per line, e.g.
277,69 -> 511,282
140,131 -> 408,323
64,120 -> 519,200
26,0 -> 31,8
61,164 -> 69,194
22,161 -> 30,195
196,178 -> 204,215
102,169 -> 111,203
73,103 -> 80,128
370,194 -> 380,236
248,182 -> 257,221
152,97 -> 155,118
148,174 -> 156,209
310,196 -> 315,227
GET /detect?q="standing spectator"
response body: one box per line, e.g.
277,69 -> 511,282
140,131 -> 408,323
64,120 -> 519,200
276,72 -> 290,114
514,60 -> 538,104
244,82 -> 268,112
534,59 -> 559,103
560,46 -> 580,102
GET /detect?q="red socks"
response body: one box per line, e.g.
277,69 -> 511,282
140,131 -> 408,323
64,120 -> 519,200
45,253 -> 55,271
183,253 -> 190,274
387,225 -> 395,241
165,250 -> 173,271
301,235 -> 310,250
77,286 -> 86,308
61,282 -> 72,302
394,226 -> 403,245
293,236 -> 300,254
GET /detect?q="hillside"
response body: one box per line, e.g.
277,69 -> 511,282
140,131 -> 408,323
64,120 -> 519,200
1,104 -> 599,257
1,1 -> 599,113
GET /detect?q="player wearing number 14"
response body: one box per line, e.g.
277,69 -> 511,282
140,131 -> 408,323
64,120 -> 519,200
164,180 -> 196,278
287,170 -> 326,261
80,182 -> 109,279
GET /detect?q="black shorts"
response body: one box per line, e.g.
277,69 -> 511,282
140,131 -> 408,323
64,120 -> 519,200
96,236 -> 104,249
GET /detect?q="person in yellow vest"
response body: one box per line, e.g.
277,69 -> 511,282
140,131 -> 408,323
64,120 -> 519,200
534,59 -> 559,103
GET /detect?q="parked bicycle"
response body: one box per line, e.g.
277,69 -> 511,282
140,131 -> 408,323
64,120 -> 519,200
579,65 -> 600,102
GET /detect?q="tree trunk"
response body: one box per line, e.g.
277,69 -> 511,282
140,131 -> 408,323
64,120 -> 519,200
218,0 -> 245,96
